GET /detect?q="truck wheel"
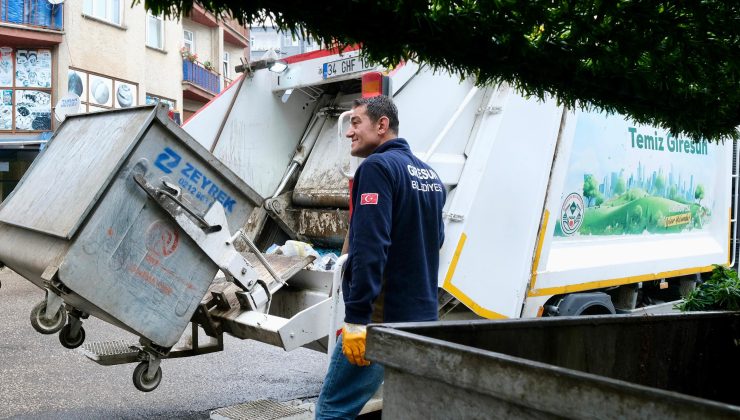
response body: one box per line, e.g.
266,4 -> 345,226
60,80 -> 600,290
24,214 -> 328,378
30,301 -> 67,334
58,324 -> 86,349
133,362 -> 162,392
551,292 -> 616,316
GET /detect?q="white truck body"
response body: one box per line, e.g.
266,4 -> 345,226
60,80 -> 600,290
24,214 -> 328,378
184,47 -> 737,321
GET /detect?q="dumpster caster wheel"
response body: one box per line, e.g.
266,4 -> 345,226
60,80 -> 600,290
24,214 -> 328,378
133,362 -> 162,392
30,301 -> 67,334
58,324 -> 85,349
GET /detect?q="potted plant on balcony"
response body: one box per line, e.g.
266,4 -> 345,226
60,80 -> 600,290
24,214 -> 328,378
180,47 -> 198,63
203,60 -> 215,72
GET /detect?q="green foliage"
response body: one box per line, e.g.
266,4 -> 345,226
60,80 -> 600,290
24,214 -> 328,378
630,204 -> 643,223
668,185 -> 678,201
577,196 -> 701,236
609,188 -> 647,206
677,265 -> 740,311
695,184 -> 705,203
138,0 -> 740,141
582,174 -> 599,206
654,174 -> 665,196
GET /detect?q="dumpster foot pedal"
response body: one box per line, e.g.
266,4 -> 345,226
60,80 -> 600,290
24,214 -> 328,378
210,399 -> 312,420
78,340 -> 140,366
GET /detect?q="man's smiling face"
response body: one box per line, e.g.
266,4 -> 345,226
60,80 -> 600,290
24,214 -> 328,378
346,104 -> 383,158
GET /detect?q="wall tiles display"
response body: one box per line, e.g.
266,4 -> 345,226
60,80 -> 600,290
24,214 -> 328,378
88,74 -> 113,107
73,68 -> 139,113
68,69 -> 87,102
114,80 -> 136,108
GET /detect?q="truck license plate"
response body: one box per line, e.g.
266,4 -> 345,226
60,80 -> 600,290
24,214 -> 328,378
322,56 -> 374,79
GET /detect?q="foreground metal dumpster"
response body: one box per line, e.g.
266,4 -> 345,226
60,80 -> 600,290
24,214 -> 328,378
366,312 -> 740,419
0,105 -> 264,388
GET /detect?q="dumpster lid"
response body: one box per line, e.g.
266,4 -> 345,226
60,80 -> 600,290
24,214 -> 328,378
0,106 -> 156,239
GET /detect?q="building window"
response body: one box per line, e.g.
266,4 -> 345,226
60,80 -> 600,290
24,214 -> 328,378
282,32 -> 300,47
68,68 -> 139,112
146,14 -> 164,50
183,30 -> 194,53
222,52 -> 230,78
83,0 -> 122,26
0,48 -> 53,132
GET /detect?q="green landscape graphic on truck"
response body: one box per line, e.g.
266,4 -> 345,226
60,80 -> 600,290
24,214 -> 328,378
554,111 -> 717,238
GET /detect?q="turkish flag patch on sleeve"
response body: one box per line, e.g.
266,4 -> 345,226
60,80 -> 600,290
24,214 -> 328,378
360,193 -> 379,205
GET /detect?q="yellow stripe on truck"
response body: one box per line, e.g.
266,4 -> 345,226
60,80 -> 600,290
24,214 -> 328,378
527,265 -> 715,297
528,209 -> 550,292
443,232 -> 508,319
728,209 -> 732,266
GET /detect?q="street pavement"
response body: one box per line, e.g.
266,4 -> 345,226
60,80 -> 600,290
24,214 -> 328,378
0,269 -> 327,419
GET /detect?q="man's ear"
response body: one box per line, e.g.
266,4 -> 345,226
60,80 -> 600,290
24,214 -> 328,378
377,116 -> 390,135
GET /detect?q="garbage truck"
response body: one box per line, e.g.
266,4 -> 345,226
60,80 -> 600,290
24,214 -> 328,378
183,45 -> 738,320
0,46 -> 736,393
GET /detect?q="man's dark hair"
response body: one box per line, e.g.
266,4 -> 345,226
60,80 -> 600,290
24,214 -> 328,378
353,95 -> 399,134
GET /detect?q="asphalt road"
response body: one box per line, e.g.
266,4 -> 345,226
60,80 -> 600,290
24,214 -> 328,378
0,269 -> 327,419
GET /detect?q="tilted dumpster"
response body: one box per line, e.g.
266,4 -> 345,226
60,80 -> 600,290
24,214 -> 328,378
0,105 -> 265,389
367,312 -> 740,419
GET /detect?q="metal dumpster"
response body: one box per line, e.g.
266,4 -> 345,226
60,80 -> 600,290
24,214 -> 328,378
366,312 -> 740,419
0,105 -> 263,379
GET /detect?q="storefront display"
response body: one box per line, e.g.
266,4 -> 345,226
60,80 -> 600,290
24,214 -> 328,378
15,90 -> 51,131
0,46 -> 53,132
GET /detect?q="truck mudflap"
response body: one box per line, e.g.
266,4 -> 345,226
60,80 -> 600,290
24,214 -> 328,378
367,313 -> 740,419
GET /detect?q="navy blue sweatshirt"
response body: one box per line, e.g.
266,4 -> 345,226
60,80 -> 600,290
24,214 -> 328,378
343,138 -> 446,324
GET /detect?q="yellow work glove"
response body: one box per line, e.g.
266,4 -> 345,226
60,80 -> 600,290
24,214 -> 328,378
342,323 -> 370,366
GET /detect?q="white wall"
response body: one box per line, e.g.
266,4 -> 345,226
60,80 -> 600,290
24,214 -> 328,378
58,1 -> 183,112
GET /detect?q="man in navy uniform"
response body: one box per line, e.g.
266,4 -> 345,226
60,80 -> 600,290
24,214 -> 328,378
316,95 -> 446,419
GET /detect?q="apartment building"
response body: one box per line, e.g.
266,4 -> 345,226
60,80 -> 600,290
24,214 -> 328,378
250,24 -> 320,61
0,0 -> 249,200
181,3 -> 249,120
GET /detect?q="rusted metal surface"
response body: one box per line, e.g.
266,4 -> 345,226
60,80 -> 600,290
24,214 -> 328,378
292,117 -> 350,209
202,254 -> 339,352
297,208 -> 348,246
203,253 -> 313,325
367,313 -> 740,419
292,170 -> 350,208
266,193 -> 349,247
243,253 -> 313,284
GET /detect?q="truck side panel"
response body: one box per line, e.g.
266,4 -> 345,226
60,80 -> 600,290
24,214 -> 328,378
438,87 -> 563,318
208,71 -> 319,199
532,110 -> 732,297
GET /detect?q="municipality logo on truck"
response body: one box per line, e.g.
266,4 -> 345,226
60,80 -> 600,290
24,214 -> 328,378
154,147 -> 237,213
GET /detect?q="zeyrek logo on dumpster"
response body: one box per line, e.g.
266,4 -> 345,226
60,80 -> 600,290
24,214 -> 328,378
154,147 -> 237,213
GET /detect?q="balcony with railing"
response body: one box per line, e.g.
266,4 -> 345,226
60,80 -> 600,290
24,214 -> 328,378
182,58 -> 221,102
222,16 -> 249,48
1,0 -> 63,46
1,0 -> 63,30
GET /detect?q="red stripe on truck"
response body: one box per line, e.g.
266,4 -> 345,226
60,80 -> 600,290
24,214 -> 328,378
182,74 -> 244,126
284,45 -> 361,64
